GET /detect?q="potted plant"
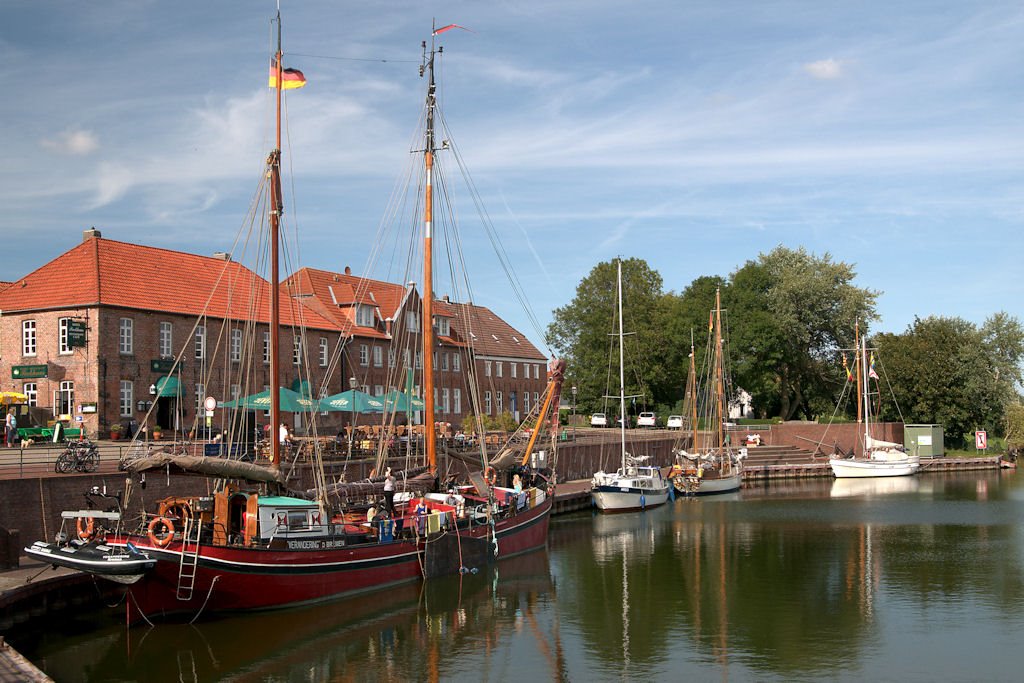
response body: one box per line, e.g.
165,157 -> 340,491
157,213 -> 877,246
110,423 -> 124,441
152,425 -> 163,440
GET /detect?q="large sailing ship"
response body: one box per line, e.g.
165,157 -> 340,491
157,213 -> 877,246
26,13 -> 563,622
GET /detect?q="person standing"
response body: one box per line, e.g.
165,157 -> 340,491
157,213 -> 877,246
383,467 -> 396,515
5,410 -> 15,448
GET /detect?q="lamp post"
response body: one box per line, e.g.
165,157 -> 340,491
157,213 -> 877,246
571,385 -> 577,440
348,376 -> 358,457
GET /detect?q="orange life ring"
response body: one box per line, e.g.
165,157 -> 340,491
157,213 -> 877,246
147,516 -> 175,548
76,516 -> 95,541
485,466 -> 497,487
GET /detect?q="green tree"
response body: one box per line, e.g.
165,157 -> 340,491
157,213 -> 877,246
546,258 -> 678,416
874,314 -> 1024,446
729,246 -> 878,420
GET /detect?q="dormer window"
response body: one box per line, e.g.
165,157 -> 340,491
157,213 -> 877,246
356,304 -> 375,328
435,317 -> 451,337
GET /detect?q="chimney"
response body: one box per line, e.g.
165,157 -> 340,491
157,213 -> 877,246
83,227 -> 102,241
344,266 -> 352,275
212,252 -> 231,261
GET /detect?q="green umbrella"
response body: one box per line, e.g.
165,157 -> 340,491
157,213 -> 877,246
219,387 -> 315,412
317,390 -> 384,413
380,389 -> 425,412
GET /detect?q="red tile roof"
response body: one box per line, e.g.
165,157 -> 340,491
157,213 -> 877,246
285,267 -> 413,340
449,303 -> 547,361
0,237 -> 335,329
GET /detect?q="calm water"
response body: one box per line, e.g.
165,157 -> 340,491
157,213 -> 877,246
13,469 -> 1024,682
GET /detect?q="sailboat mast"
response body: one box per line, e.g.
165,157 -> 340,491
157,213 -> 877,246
714,288 -> 725,455
860,334 -> 870,453
420,32 -> 439,475
268,11 -> 284,469
617,261 -> 627,471
688,330 -> 699,453
854,321 -> 862,427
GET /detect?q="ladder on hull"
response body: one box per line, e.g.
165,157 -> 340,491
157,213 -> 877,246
176,516 -> 202,601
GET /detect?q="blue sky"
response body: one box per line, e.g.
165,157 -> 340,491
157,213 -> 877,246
2,1 -> 1022,354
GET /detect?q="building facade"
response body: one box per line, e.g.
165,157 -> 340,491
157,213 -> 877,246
0,231 -> 548,437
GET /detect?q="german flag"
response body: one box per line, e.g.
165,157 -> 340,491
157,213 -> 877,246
269,60 -> 307,90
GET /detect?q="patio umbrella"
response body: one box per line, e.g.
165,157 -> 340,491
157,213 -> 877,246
0,391 -> 28,405
317,390 -> 384,413
219,387 -> 315,412
380,389 -> 425,412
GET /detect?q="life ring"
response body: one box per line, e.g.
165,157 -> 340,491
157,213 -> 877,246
484,467 -> 497,487
147,516 -> 175,548
76,516 -> 95,541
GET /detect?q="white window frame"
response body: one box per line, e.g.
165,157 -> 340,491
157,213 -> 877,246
373,346 -> 383,368
497,391 -> 503,413
356,304 -> 375,327
195,383 -> 205,411
485,391 -> 492,415
485,361 -> 492,377
195,325 -> 206,360
359,344 -> 369,367
453,388 -> 461,414
263,331 -> 271,365
319,338 -> 328,367
22,320 -> 36,357
55,381 -> 74,417
436,317 -> 450,337
442,388 -> 450,414
23,383 -> 37,407
229,329 -> 240,362
496,361 -> 503,378
119,380 -> 133,417
406,311 -> 419,332
293,335 -> 302,366
58,318 -> 73,355
453,354 -> 461,372
159,322 -> 173,359
511,362 -> 517,379
119,318 -> 134,355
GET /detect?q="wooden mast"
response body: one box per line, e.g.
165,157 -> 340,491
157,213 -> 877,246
420,31 -> 440,475
688,330 -> 699,453
268,11 -> 284,469
713,288 -> 728,472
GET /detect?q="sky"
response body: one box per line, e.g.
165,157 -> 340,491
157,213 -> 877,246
2,1 -> 1022,356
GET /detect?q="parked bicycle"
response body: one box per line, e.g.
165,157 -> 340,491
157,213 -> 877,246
55,439 -> 100,473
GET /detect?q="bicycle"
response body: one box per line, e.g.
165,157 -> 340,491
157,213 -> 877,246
55,439 -> 100,473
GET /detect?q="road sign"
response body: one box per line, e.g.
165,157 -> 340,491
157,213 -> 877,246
204,396 -> 217,411
975,430 -> 987,450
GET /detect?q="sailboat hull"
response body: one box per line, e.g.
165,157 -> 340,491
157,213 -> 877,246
107,497 -> 551,622
829,457 -> 920,478
672,471 -> 742,496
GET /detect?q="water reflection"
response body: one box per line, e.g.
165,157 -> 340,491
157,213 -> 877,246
14,471 -> 1024,681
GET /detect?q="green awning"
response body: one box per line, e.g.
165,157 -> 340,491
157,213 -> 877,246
155,375 -> 184,398
291,378 -> 312,398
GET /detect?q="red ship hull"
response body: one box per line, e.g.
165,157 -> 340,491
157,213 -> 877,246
110,496 -> 551,622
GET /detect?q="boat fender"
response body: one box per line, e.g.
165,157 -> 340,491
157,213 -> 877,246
484,467 -> 497,487
147,516 -> 175,548
76,516 -> 95,541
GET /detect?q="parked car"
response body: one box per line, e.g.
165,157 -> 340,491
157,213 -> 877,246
590,413 -> 608,427
666,415 -> 684,429
637,412 -> 657,428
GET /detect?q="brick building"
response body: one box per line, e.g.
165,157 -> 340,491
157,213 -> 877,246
0,230 -> 548,437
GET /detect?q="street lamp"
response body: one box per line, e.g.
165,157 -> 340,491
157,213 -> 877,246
348,376 -> 358,456
571,385 -> 577,440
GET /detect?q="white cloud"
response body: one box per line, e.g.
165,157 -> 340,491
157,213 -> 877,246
40,127 -> 99,155
803,58 -> 843,80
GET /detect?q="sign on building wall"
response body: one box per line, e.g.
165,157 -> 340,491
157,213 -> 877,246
67,320 -> 87,347
12,364 -> 48,379
151,359 -> 176,373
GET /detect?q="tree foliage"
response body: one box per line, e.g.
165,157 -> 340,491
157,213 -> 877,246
873,314 -> 1024,445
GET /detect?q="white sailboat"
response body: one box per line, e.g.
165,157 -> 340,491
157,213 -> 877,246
830,334 -> 919,478
669,288 -> 743,495
591,261 -> 671,512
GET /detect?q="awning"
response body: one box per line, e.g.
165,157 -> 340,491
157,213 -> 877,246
155,375 -> 184,398
291,378 -> 312,398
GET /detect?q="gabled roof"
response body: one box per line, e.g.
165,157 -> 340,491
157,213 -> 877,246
0,236 -> 335,329
449,303 -> 547,361
285,267 -> 412,340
